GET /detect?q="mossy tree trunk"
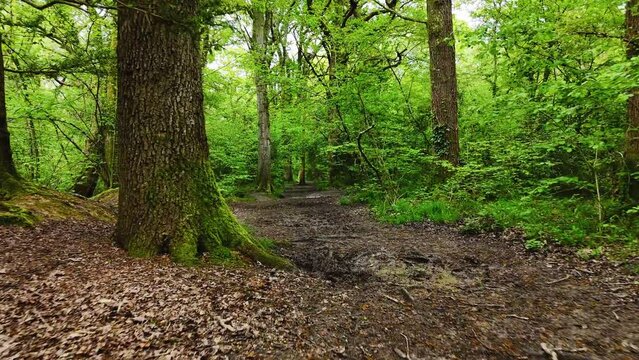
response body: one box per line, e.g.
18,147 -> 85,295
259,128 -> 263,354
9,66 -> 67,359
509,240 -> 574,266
627,0 -> 639,201
115,0 -> 289,267
427,0 -> 460,166
0,34 -> 20,196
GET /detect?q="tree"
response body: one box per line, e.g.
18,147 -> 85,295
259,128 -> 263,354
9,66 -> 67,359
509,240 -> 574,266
627,0 -> 639,200
0,33 -> 20,193
427,0 -> 460,166
115,0 -> 287,266
251,7 -> 274,193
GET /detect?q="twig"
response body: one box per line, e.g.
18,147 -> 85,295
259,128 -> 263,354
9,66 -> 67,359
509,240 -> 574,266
467,302 -> 506,308
400,288 -> 415,303
613,310 -> 620,321
359,345 -> 371,357
556,347 -> 589,353
546,275 -> 571,285
506,314 -> 530,320
401,333 -> 410,360
383,294 -> 403,305
540,343 -> 559,360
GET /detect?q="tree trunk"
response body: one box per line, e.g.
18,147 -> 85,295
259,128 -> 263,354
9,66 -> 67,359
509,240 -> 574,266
0,34 -> 20,195
74,76 -> 112,198
72,131 -> 104,197
115,0 -> 288,267
627,0 -> 639,201
299,153 -> 306,185
25,117 -> 39,180
308,150 -> 319,182
73,164 -> 100,197
252,10 -> 273,193
104,33 -> 118,188
327,47 -> 339,184
427,0 -> 460,166
284,155 -> 293,182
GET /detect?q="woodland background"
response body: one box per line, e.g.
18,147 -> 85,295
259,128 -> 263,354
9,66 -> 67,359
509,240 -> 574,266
2,0 -> 638,258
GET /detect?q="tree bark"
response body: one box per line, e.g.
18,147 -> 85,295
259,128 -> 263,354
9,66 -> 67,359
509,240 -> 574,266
284,155 -> 293,182
0,34 -> 20,194
72,130 -> 104,197
115,0 -> 288,267
299,153 -> 306,185
25,117 -> 39,180
427,0 -> 460,166
627,0 -> 639,201
252,10 -> 273,193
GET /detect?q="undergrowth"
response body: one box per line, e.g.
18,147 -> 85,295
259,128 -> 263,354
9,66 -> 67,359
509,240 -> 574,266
342,183 -> 639,260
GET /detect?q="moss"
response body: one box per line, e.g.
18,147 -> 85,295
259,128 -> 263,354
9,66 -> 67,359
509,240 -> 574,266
0,172 -> 23,200
127,241 -> 159,259
91,188 -> 119,210
170,230 -> 199,265
237,240 -> 294,269
6,188 -> 115,223
122,161 -> 292,269
160,162 -> 293,269
0,202 -> 37,226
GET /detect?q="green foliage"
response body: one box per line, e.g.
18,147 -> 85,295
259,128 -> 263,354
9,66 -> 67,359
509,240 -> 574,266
374,199 -> 460,225
2,0 -> 638,261
525,239 -> 546,251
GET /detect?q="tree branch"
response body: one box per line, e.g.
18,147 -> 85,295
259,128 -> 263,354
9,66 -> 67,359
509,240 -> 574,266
372,0 -> 427,25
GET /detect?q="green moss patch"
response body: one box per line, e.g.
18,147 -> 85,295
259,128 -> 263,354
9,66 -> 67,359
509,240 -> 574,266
0,202 -> 37,226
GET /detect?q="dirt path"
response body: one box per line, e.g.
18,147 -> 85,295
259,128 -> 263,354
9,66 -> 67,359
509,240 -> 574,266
1,188 -> 638,359
234,186 -> 639,360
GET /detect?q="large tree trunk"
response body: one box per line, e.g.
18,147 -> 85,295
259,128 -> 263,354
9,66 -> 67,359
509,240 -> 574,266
115,0 -> 288,267
627,0 -> 639,201
427,0 -> 460,166
0,34 -> 20,195
252,10 -> 273,193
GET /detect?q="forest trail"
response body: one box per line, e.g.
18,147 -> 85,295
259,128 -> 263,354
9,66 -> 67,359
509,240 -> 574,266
1,189 -> 638,359
234,186 -> 639,359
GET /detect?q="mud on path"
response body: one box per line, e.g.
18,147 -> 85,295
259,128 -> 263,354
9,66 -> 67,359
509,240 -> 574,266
1,187 -> 638,359
233,186 -> 639,359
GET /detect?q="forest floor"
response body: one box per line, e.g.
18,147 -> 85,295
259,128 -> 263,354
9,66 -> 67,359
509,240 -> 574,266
1,186 -> 638,359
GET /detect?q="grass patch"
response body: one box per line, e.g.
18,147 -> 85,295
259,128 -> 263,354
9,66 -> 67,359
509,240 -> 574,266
352,187 -> 638,259
374,199 -> 460,224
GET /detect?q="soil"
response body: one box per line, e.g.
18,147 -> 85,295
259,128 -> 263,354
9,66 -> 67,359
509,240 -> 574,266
1,185 -> 638,359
